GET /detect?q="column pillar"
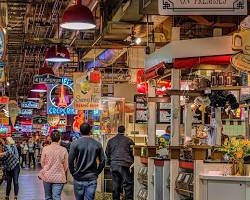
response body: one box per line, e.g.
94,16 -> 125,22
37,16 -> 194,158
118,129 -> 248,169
170,68 -> 181,200
147,79 -> 156,200
184,103 -> 193,142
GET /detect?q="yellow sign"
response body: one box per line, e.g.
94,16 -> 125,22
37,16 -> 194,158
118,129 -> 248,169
73,72 -> 101,110
0,112 -> 9,125
47,115 -> 60,126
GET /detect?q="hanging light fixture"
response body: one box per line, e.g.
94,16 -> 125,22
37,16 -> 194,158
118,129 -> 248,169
45,46 -> 70,63
30,84 -> 47,93
27,92 -> 41,101
60,0 -> 96,30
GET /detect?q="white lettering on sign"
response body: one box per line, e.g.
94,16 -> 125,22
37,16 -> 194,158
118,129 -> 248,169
159,0 -> 247,15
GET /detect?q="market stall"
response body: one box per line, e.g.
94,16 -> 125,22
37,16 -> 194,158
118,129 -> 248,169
139,32 -> 250,200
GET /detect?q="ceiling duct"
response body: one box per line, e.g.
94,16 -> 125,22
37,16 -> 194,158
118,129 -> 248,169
112,0 -> 142,22
139,0 -> 158,15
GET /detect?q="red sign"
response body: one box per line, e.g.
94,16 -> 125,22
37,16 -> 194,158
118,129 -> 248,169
0,96 -> 9,104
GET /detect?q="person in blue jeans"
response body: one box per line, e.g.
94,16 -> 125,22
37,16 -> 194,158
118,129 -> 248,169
69,123 -> 105,200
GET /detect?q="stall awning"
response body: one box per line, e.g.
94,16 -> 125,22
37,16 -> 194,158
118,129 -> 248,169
145,36 -> 237,70
173,55 -> 232,69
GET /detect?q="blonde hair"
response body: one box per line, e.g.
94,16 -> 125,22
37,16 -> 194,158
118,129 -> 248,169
6,137 -> 15,145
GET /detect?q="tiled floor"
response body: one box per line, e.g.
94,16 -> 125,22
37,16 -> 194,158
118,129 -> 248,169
0,168 -> 75,200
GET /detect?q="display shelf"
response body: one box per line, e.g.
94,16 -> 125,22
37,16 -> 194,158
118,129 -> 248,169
205,86 -> 242,91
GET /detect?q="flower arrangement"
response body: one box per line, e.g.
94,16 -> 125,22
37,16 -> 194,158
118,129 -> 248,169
158,136 -> 170,149
216,137 -> 250,175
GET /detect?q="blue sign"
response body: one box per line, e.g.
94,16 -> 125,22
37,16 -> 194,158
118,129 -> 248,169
47,77 -> 75,115
21,109 -> 33,115
21,101 -> 39,109
0,28 -> 5,61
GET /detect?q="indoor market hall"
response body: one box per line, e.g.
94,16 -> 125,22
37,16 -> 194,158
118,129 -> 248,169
1,0 -> 250,200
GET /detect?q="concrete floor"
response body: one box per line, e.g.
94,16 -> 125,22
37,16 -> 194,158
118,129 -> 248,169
0,168 -> 112,200
0,168 -> 75,200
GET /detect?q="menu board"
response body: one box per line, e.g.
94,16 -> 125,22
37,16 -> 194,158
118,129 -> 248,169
157,103 -> 171,123
134,95 -> 147,123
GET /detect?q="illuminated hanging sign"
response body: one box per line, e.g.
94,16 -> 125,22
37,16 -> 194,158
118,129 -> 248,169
47,115 -> 60,126
47,77 -> 75,115
21,109 -> 33,115
0,63 -> 5,82
73,72 -> 101,110
21,101 -> 39,109
0,125 -> 10,134
0,27 -> 6,61
159,0 -> 247,15
33,116 -> 47,125
20,125 -> 33,133
33,74 -> 73,85
0,112 -> 9,125
0,96 -> 9,104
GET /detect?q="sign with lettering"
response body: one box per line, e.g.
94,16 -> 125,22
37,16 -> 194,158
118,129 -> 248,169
73,72 -> 101,110
0,27 -> 6,61
33,116 -> 47,125
47,115 -> 60,126
0,64 -> 4,82
33,74 -> 62,84
21,109 -> 33,115
47,77 -> 75,115
0,112 -> 9,125
159,0 -> 247,15
21,101 -> 39,109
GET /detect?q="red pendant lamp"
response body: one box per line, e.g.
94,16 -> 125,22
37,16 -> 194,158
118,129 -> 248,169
45,46 -> 70,63
27,92 -> 41,101
30,84 -> 47,93
39,65 -> 55,75
60,0 -> 96,30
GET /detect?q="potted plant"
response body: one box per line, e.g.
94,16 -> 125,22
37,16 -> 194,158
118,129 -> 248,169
216,137 -> 250,176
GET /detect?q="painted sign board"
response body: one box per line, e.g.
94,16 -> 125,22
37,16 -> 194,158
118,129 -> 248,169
158,0 -> 247,15
33,116 -> 47,125
73,72 -> 101,110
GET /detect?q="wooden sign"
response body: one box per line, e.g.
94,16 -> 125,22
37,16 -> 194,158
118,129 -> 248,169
159,0 -> 247,16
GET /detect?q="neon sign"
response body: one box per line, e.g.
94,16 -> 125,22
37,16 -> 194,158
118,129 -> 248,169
0,27 -> 6,61
21,101 -> 39,109
47,77 -> 75,115
21,109 -> 33,115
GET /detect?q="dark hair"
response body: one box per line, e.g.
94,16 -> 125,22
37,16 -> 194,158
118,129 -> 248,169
51,130 -> 61,142
80,123 -> 91,135
118,126 -> 125,134
166,126 -> 171,133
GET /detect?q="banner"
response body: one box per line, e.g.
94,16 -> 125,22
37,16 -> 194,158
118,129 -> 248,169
73,72 -> 101,110
159,0 -> 247,15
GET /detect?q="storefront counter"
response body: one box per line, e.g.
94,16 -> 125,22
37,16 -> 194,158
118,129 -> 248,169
200,174 -> 250,200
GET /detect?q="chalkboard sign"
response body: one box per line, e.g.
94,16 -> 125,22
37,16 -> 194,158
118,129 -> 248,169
134,94 -> 147,123
157,103 -> 171,123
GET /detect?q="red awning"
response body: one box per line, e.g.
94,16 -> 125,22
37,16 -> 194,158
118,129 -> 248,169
173,55 -> 232,69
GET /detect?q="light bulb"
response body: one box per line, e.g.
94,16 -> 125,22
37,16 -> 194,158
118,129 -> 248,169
135,37 -> 142,45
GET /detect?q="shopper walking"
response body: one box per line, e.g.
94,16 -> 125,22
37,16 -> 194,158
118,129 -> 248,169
0,137 -> 20,200
106,126 -> 135,200
39,130 -> 68,200
20,140 -> 28,168
69,123 -> 105,200
28,139 -> 36,168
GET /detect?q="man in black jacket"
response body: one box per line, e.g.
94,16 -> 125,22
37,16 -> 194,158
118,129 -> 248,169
69,123 -> 105,200
106,126 -> 135,200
